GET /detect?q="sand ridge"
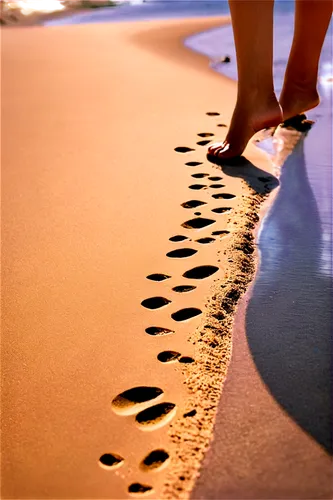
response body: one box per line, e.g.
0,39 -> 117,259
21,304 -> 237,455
2,16 -> 276,499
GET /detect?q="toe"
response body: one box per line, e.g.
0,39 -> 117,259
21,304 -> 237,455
208,141 -> 226,155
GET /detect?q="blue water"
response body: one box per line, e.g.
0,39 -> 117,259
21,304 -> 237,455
45,0 -> 298,26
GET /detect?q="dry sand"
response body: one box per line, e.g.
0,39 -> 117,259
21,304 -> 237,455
2,16 -> 280,499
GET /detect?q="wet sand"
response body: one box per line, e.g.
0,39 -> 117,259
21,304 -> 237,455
2,17 -> 275,499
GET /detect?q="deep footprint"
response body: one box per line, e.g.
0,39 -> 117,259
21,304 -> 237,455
217,123 -> 227,127
99,453 -> 124,470
171,308 -> 202,322
145,326 -> 175,336
140,450 -> 170,471
209,184 -> 225,189
196,237 -> 216,244
183,265 -> 219,280
206,112 -> 220,116
189,184 -> 207,190
135,403 -> 177,430
181,200 -> 206,209
212,230 -> 230,236
174,146 -> 194,153
211,207 -> 232,214
191,173 -> 209,179
212,193 -> 236,199
141,297 -> 171,310
197,140 -> 211,146
111,387 -> 163,415
166,248 -> 197,259
146,273 -> 171,281
128,483 -> 153,496
197,132 -> 214,137
157,351 -> 181,363
179,356 -> 195,364
172,285 -> 196,293
208,176 -> 223,181
169,235 -> 188,242
185,161 -> 203,167
181,217 -> 215,230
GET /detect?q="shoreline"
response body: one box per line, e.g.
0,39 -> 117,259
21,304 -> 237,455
190,16 -> 332,498
3,15 -> 286,500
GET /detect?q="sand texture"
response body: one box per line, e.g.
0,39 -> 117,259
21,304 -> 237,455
2,17 -> 279,499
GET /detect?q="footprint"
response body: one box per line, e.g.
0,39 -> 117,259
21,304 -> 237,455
183,409 -> 197,418
195,237 -> 215,244
128,483 -> 154,496
99,453 -> 124,470
179,356 -> 195,364
191,173 -> 209,179
181,217 -> 215,230
208,176 -> 223,181
197,140 -> 211,146
212,193 -> 236,199
197,132 -> 214,137
141,297 -> 171,310
171,308 -> 202,322
189,184 -> 207,190
172,285 -> 196,293
169,235 -> 188,242
157,351 -> 181,363
217,123 -> 227,127
146,273 -> 171,282
111,387 -> 163,416
183,265 -> 219,279
135,403 -> 177,430
185,161 -> 203,167
206,112 -> 220,116
166,248 -> 197,258
211,207 -> 232,214
174,147 -> 194,153
181,200 -> 206,209
145,326 -> 175,336
140,450 -> 170,472
209,184 -> 225,189
194,212 -> 201,216
212,230 -> 230,236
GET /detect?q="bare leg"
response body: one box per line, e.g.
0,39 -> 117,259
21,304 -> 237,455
209,0 -> 282,159
280,0 -> 332,121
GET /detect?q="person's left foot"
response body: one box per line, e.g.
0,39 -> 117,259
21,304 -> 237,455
208,92 -> 282,160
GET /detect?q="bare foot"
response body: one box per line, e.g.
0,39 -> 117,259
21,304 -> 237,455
208,93 -> 282,160
279,79 -> 320,121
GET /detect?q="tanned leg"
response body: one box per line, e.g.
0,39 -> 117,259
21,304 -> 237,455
208,0 -> 282,159
280,0 -> 332,121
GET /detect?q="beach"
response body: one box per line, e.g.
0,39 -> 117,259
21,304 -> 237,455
2,7 -> 332,500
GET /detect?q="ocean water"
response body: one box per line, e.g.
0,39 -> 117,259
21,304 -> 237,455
45,0 -> 296,26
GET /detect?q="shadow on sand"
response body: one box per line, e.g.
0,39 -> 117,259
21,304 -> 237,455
209,136 -> 332,455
